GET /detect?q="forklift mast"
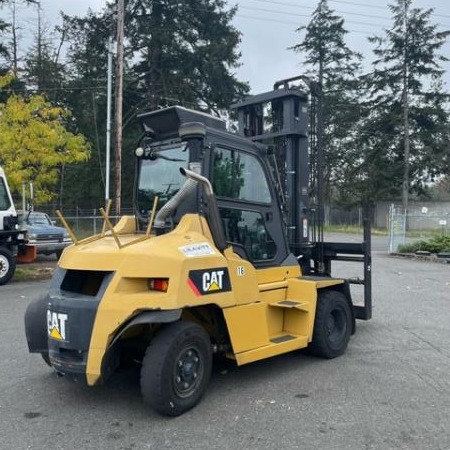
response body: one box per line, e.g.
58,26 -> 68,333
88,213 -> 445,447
232,83 -> 310,256
233,76 -> 372,320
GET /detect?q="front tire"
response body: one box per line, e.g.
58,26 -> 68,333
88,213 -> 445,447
0,247 -> 15,285
308,290 -> 352,359
41,352 -> 51,367
140,321 -> 212,416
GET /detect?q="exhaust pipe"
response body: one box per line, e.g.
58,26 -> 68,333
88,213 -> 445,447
180,168 -> 227,252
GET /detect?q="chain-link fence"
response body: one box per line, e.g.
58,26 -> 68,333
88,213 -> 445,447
388,203 -> 450,253
44,208 -> 135,238
35,200 -> 450,250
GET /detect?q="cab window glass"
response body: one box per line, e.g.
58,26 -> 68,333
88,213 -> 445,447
220,208 -> 276,261
212,147 -> 271,203
137,146 -> 189,214
0,179 -> 12,210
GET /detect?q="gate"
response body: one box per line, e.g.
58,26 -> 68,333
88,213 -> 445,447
388,204 -> 406,253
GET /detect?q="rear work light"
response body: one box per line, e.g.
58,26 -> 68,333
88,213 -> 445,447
148,278 -> 169,292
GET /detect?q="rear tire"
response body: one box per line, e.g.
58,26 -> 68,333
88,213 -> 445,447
308,290 -> 352,359
140,321 -> 212,416
41,352 -> 51,367
0,247 -> 15,285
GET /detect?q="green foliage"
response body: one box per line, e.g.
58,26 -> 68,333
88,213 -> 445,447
124,0 -> 249,110
349,0 -> 450,204
290,0 -> 363,203
292,0 -> 450,208
0,0 -> 38,58
53,0 -> 249,209
398,235 -> 450,254
0,75 -> 91,204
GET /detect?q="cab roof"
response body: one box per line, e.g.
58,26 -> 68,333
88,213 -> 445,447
137,106 -> 226,140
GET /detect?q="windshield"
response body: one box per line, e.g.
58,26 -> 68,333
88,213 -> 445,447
0,178 -> 12,211
136,145 -> 189,215
28,213 -> 52,226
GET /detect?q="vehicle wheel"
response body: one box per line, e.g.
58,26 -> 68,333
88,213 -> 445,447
140,321 -> 212,416
0,247 -> 15,285
55,250 -> 63,260
308,290 -> 352,359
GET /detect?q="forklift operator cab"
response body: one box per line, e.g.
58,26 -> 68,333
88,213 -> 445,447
135,107 -> 291,269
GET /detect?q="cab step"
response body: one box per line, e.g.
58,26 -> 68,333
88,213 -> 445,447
234,333 -> 309,365
270,334 -> 296,344
269,300 -> 310,312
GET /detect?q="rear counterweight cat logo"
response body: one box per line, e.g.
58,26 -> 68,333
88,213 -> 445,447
188,268 -> 231,296
47,310 -> 68,341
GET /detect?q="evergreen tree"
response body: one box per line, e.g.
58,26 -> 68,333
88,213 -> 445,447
0,12 -> 9,59
58,0 -> 249,209
290,0 -> 362,204
354,0 -> 450,208
125,0 -> 248,111
24,5 -> 67,101
0,0 -> 37,62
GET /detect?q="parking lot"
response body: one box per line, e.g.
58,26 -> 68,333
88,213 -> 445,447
1,243 -> 449,450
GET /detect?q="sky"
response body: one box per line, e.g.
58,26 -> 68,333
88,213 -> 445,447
4,0 -> 450,94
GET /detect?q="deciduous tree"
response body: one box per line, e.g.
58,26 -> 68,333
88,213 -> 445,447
0,75 -> 90,204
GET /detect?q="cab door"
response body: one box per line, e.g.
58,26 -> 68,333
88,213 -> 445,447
209,140 -> 290,268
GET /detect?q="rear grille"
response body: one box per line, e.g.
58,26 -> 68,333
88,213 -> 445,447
36,234 -> 63,241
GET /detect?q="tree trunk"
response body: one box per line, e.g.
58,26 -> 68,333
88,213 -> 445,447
147,2 -> 163,110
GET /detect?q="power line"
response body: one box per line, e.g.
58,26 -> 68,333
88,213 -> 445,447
238,5 -> 391,29
234,12 -> 450,41
246,0 -> 391,22
240,0 -> 450,28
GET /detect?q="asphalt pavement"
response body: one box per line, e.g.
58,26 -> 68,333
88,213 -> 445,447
0,241 -> 449,450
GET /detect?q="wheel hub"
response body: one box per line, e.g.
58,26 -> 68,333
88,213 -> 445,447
174,348 -> 201,397
0,255 -> 8,277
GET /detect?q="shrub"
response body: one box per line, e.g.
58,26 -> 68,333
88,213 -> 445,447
397,235 -> 450,254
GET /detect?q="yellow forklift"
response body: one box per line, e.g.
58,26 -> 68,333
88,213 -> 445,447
25,77 -> 371,416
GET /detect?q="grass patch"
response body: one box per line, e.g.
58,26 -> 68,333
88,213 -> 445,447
323,224 -> 387,235
13,266 -> 54,282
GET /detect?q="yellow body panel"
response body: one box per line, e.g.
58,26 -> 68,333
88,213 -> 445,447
59,213 -> 347,384
223,276 -> 346,365
222,303 -> 269,353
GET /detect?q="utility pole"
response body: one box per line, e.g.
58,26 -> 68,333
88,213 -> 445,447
37,0 -> 43,90
11,1 -> 19,75
105,36 -> 113,206
114,0 -> 124,216
401,0 -> 410,213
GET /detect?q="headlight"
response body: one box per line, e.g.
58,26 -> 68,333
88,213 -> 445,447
28,233 -> 38,240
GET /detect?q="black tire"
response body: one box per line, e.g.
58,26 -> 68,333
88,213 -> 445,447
308,290 -> 352,359
141,321 -> 212,417
55,250 -> 63,260
41,352 -> 51,367
0,247 -> 15,285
